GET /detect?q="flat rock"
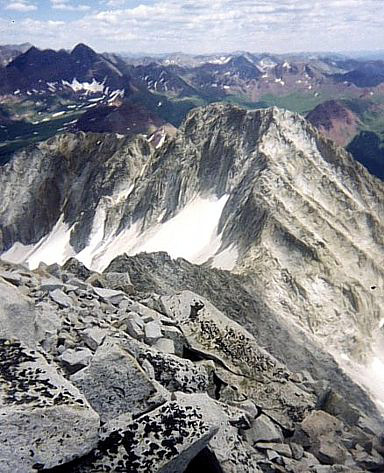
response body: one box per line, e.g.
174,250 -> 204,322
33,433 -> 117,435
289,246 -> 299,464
0,280 -> 36,346
139,349 -> 209,393
71,337 -> 164,422
66,400 -> 218,473
49,288 -> 73,308
93,286 -> 125,305
130,300 -> 161,321
256,442 -> 292,458
245,414 -> 283,444
40,277 -> 64,292
153,337 -> 175,354
144,320 -> 163,343
0,338 -> 99,472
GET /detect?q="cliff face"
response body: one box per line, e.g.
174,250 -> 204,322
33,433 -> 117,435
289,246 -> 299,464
1,104 -> 384,413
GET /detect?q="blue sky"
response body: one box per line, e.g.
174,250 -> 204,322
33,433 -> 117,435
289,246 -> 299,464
0,0 -> 383,54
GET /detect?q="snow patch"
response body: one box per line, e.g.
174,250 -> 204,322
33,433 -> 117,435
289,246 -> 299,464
211,244 -> 239,271
2,215 -> 74,269
208,56 -> 231,65
90,194 -> 229,271
63,78 -> 106,95
335,335 -> 384,414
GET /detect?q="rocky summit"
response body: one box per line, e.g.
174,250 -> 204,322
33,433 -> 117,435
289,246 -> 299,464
0,257 -> 384,473
1,103 -> 384,472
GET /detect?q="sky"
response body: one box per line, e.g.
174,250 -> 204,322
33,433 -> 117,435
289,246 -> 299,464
0,0 -> 384,55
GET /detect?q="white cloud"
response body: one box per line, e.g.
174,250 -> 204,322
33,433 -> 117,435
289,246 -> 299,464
2,0 -> 384,54
5,1 -> 37,11
50,0 -> 90,11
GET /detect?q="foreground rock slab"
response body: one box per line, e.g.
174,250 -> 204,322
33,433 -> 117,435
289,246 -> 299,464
60,400 -> 218,473
0,338 -> 100,473
71,337 -> 164,422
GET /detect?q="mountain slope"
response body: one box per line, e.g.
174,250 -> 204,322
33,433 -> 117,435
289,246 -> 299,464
306,99 -> 360,146
0,44 -> 132,95
1,104 -> 384,410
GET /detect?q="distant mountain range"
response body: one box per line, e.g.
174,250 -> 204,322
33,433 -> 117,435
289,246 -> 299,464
1,43 -> 384,179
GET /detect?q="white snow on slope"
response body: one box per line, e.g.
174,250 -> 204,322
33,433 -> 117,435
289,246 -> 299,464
2,215 -> 74,269
336,340 -> 384,414
62,78 -> 105,94
1,195 -> 238,273
90,194 -> 232,271
211,244 -> 239,271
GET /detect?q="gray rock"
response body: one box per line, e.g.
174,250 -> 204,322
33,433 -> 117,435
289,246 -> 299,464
130,300 -> 162,321
294,410 -> 348,465
256,442 -> 292,458
124,317 -> 144,340
63,284 -> 80,293
311,467 -> 334,473
0,280 -> 36,346
34,303 -> 62,352
40,277 -> 64,292
0,270 -> 21,286
67,277 -> 89,290
49,288 -> 73,308
161,291 -> 316,429
290,442 -> 305,461
317,438 -> 348,465
351,446 -> 384,470
45,263 -> 63,280
144,320 -> 163,344
141,358 -> 155,379
103,271 -> 134,294
71,337 -> 164,421
93,286 -> 126,305
118,298 -> 131,311
245,414 -> 283,444
62,258 -> 92,280
153,337 -> 175,354
81,327 -> 107,351
68,400 -> 218,473
126,311 -> 145,327
266,449 -> 280,462
59,347 -> 93,374
161,325 -> 185,355
174,392 -> 262,473
140,350 -> 209,393
0,338 -> 99,472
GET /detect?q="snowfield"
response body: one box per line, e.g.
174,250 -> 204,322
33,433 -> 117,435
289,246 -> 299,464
2,194 -> 238,272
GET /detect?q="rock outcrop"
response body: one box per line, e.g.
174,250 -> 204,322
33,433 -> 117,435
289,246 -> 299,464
0,258 -> 383,472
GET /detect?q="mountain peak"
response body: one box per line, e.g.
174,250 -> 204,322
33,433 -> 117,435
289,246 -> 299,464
71,43 -> 97,59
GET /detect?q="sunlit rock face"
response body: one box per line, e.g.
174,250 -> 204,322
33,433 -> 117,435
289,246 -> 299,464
1,103 -> 384,411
